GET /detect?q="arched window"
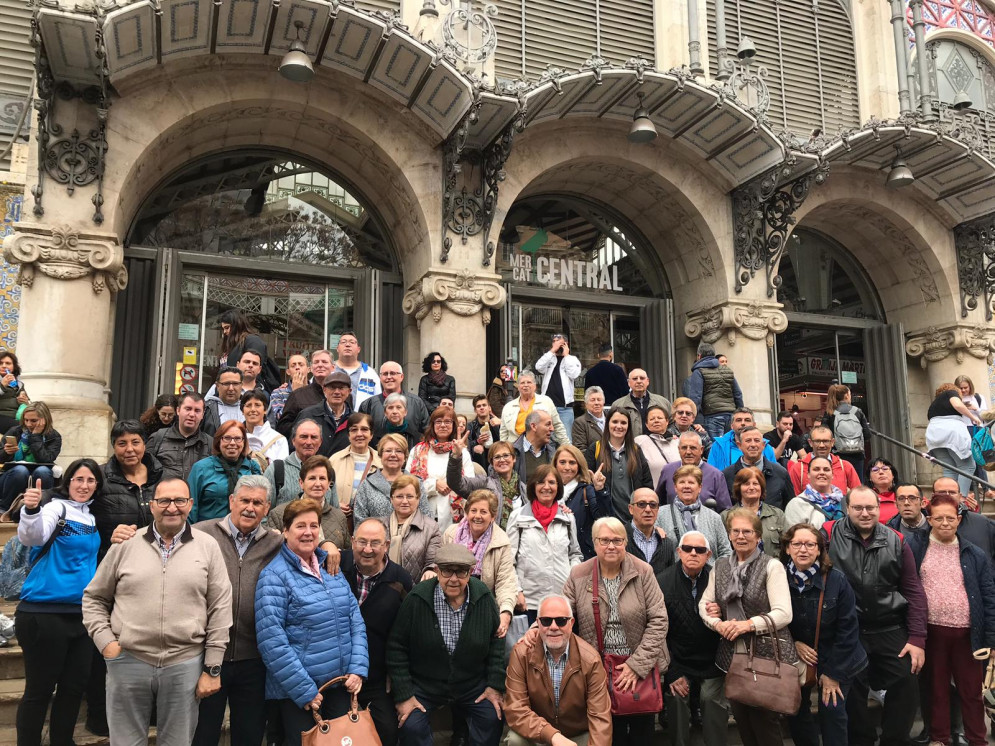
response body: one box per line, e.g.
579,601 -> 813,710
919,0 -> 995,47
706,0 -> 860,135
926,38 -> 995,114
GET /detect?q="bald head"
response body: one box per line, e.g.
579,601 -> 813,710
628,368 -> 649,396
629,487 -> 660,532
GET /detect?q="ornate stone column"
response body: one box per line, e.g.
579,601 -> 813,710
402,268 -> 505,412
684,299 -> 788,426
2,223 -> 127,461
905,323 -> 995,394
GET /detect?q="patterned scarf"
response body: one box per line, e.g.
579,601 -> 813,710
454,518 -> 492,576
427,369 -> 448,387
802,484 -> 844,520
786,560 -> 820,593
675,500 -> 702,532
407,440 -> 456,479
499,475 -> 518,528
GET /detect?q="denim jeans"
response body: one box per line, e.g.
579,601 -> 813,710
398,682 -> 502,746
704,413 -> 732,439
788,681 -> 851,746
0,464 -> 53,510
556,406 -> 575,444
930,447 -> 976,496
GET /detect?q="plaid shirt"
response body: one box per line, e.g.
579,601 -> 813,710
433,582 -> 468,655
151,523 -> 183,565
355,565 -> 385,606
545,642 -> 569,711
630,521 -> 659,562
227,517 -> 260,558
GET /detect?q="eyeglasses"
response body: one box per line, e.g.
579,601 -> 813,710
931,516 -> 958,524
492,454 -> 514,461
392,495 -> 415,503
632,501 -> 659,510
933,490 -> 959,497
382,448 -> 406,456
381,371 -> 402,376
730,529 -> 755,536
153,497 -> 191,507
679,545 -> 708,555
538,616 -> 571,627
896,496 -> 921,504
850,505 -> 878,513
595,537 -> 625,547
221,436 -> 244,444
436,419 -> 454,425
789,541 -> 818,550
869,466 -> 891,473
438,566 -> 471,579
353,539 -> 385,550
432,359 -> 443,363
674,410 -> 694,417
218,381 -> 241,388
70,477 -> 98,485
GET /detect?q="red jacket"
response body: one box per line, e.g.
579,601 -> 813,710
789,454 -> 861,496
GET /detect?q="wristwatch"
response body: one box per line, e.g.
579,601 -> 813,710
203,664 -> 222,677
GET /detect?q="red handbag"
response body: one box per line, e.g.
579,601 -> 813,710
591,562 -> 663,716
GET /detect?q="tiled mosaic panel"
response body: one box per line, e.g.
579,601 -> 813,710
0,189 -> 22,351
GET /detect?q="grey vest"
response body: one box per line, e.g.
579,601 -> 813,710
700,366 -> 736,415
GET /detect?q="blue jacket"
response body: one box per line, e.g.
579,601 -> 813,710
910,533 -> 995,652
187,456 -> 261,523
787,567 -> 867,684
254,543 -> 369,707
706,431 -> 776,472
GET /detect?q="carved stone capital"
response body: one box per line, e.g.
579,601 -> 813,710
2,223 -> 127,294
685,299 -> 788,348
905,323 -> 995,367
402,268 -> 506,328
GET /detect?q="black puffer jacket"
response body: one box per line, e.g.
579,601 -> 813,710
93,454 -> 163,559
0,425 -> 62,465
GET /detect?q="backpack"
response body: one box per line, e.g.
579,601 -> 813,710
834,407 -> 864,454
972,424 -> 995,469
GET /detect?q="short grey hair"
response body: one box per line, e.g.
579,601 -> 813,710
518,370 -> 536,384
679,530 -> 711,553
592,516 -> 626,542
525,409 -> 550,429
697,342 -> 716,357
584,386 -> 604,403
537,594 -> 574,617
678,430 -> 703,445
233,474 -> 273,503
384,392 -> 407,409
291,418 -> 323,441
311,349 -> 333,362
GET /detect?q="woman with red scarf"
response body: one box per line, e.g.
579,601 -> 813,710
406,406 -> 473,529
506,465 -> 584,624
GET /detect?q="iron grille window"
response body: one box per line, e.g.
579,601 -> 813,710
493,0 -> 655,82
706,0 -> 859,136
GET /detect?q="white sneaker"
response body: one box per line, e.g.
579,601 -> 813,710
869,688 -> 886,705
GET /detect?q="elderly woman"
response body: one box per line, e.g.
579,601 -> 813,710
634,404 -> 680,488
254,498 -> 369,746
385,474 -> 440,582
407,406 -> 473,528
784,456 -> 844,529
241,390 -> 289,465
700,507 -> 798,746
572,386 -> 606,455
0,402 -> 61,512
910,493 -> 995,746
586,407 -> 653,519
926,382 -> 983,496
188,420 -> 261,523
655,465 -> 731,564
563,516 -> 670,745
328,412 -> 382,520
352,433 -> 430,523
865,457 -> 899,524
553,443 -> 610,559
267,455 -> 349,550
447,435 -> 522,528
15,458 -> 102,746
725,467 -> 787,558
508,465 -> 583,623
374,392 -> 422,450
442,489 -> 517,637
782,523 -> 866,746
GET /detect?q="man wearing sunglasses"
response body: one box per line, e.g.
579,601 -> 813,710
83,479 -> 233,745
656,531 -> 728,746
625,488 -> 676,574
504,595 -> 612,745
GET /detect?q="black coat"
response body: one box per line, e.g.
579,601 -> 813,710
656,563 -> 722,682
340,552 -> 413,687
957,508 -> 995,565
94,453 -> 163,560
583,360 -> 629,406
565,482 -> 612,560
297,401 -> 353,457
466,419 -> 501,470
0,425 -> 62,465
625,521 -> 676,575
418,375 -> 456,412
275,381 -> 325,438
722,457 -> 793,510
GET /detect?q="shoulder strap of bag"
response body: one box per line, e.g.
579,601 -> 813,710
30,503 -> 66,570
515,525 -> 524,565
591,560 -> 606,653
260,434 -> 282,455
595,441 -> 601,461
274,459 -> 285,494
813,583 -> 826,652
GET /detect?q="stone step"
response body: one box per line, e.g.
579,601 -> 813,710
0,679 -> 25,726
0,647 -> 22,681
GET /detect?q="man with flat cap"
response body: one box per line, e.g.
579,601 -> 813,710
296,370 -> 354,457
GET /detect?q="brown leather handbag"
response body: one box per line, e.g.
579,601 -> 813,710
803,585 -> 826,688
724,613 -> 801,715
300,677 -> 382,746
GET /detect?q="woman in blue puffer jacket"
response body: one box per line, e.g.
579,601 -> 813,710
255,497 -> 369,745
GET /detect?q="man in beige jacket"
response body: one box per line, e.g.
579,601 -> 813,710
83,478 -> 233,746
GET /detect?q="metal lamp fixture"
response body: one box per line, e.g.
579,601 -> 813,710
736,36 -> 757,61
952,90 -> 973,111
279,21 -> 314,83
628,92 -> 657,144
886,149 -> 914,188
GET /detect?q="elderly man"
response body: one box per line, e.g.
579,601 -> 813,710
572,386 -> 606,455
706,407 -> 777,471
333,331 -> 381,409
886,483 -> 929,542
276,349 -> 334,437
657,531 -> 727,746
721,425 -> 793,509
193,475 -> 283,746
202,366 -> 247,436
268,353 -> 309,426
501,370 -> 569,445
513,409 -> 558,484
626,487 -> 676,574
610,368 -> 671,437
657,431 -> 732,510
360,361 -> 430,434
788,425 -> 861,495
536,334 -> 582,437
263,418 -> 330,508
147,392 -> 213,481
825,485 -> 927,746
340,518 -> 414,745
504,595 -> 612,746
682,341 -> 744,438
387,543 -> 505,746
296,371 -> 353,457
82,479 -> 233,745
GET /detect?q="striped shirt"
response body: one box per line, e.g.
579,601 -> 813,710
433,583 -> 468,655
151,523 -> 183,565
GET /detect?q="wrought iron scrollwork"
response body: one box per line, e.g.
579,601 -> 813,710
732,160 -> 830,297
955,215 -> 995,321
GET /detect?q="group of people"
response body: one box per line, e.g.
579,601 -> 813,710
7,323 -> 995,746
